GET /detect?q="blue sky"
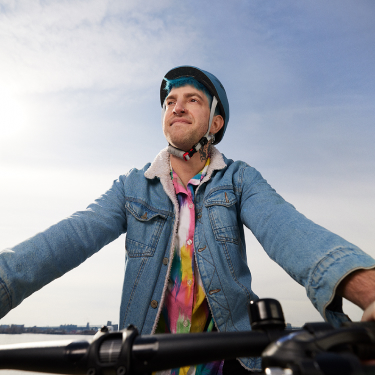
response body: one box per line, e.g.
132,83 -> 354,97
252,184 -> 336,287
0,0 -> 374,327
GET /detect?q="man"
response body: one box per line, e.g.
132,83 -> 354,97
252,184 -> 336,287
0,66 -> 375,374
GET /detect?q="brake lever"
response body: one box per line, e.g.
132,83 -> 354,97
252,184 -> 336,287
261,321 -> 375,375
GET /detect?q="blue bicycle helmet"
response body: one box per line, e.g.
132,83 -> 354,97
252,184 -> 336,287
160,66 -> 230,145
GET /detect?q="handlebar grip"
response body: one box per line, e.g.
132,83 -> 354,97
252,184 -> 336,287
0,340 -> 90,374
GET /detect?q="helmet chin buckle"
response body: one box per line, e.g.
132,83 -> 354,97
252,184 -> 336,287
182,136 -> 209,161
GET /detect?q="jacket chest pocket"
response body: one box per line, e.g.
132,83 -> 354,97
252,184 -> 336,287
204,189 -> 239,244
125,200 -> 167,257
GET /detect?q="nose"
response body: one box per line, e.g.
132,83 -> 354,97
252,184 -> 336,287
173,100 -> 185,115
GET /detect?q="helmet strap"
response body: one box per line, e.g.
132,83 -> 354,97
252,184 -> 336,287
164,96 -> 218,161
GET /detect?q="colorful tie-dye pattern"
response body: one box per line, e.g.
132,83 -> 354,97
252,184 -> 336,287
154,157 -> 224,375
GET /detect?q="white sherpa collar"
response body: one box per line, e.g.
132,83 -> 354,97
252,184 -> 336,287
144,145 -> 226,181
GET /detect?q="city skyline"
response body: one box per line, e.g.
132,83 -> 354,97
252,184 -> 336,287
0,321 -> 119,334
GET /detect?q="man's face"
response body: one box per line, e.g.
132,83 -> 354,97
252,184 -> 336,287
163,85 -> 211,151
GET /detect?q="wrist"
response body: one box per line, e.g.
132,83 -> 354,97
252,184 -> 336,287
337,268 -> 375,310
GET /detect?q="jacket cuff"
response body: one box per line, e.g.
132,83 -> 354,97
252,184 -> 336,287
307,247 -> 375,325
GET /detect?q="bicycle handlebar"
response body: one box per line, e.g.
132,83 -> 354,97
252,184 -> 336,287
0,328 -> 284,374
0,339 -> 90,374
1,299 -> 375,375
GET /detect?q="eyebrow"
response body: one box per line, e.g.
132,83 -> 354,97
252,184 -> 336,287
165,91 -> 206,103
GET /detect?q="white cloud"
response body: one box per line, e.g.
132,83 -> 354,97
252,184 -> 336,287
0,0 -> 202,94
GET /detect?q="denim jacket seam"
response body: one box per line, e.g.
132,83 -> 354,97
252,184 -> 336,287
203,185 -> 235,201
204,236 -> 237,332
222,242 -> 252,300
237,165 -> 245,194
124,197 -> 173,218
0,277 -> 12,310
121,257 -> 148,329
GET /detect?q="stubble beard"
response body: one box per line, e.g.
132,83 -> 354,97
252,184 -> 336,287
164,124 -> 206,152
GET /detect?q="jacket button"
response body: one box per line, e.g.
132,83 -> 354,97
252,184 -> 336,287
150,300 -> 158,309
163,257 -> 168,265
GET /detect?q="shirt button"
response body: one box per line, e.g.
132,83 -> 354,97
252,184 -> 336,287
189,203 -> 194,209
187,239 -> 192,246
187,279 -> 192,286
183,320 -> 189,328
163,257 -> 168,265
150,300 -> 158,309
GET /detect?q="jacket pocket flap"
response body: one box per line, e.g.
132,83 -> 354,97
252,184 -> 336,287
125,200 -> 166,222
204,190 -> 237,208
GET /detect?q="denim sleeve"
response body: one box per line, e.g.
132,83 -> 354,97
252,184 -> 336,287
238,165 -> 375,324
0,176 -> 128,318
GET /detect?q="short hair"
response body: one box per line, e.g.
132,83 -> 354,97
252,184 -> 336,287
163,77 -> 221,116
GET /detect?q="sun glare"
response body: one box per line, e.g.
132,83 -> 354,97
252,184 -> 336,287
0,90 -> 28,139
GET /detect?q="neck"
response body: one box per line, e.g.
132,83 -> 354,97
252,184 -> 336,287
170,143 -> 211,187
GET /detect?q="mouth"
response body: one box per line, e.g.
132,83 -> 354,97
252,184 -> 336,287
170,117 -> 191,126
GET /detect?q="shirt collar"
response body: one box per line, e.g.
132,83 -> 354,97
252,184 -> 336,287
171,157 -> 211,194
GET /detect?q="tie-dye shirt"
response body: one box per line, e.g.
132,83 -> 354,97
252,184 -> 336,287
155,157 -> 224,375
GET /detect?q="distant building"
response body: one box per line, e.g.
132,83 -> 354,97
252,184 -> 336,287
9,324 -> 24,334
286,322 -> 300,330
107,321 -> 118,331
60,324 -> 78,333
112,324 -> 118,331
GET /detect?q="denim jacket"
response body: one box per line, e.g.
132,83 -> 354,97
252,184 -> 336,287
0,147 -> 374,371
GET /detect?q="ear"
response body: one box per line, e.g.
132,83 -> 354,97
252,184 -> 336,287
210,115 -> 224,135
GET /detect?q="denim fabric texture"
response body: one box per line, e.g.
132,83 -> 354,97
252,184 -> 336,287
0,146 -> 374,371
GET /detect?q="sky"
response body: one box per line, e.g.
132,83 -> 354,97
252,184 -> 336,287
0,0 -> 374,328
